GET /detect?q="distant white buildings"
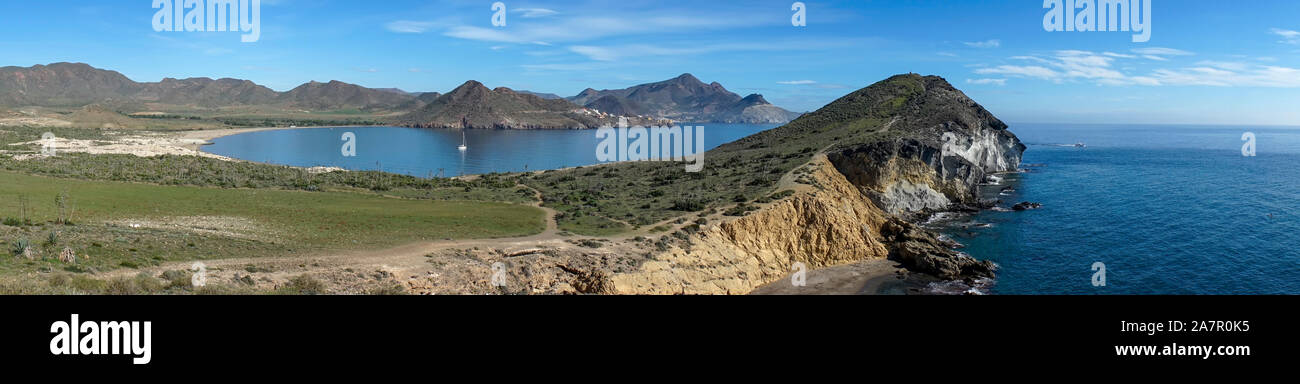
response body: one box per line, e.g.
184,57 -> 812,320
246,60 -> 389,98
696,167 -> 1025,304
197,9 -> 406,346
573,107 -> 674,126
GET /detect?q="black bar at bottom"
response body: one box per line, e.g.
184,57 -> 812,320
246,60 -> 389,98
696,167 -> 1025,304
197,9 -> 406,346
0,295 -> 1289,370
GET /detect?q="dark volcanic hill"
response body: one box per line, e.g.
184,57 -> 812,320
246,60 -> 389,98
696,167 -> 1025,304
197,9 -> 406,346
516,90 -> 563,100
566,73 -> 802,124
278,80 -> 415,111
583,95 -> 642,117
0,63 -> 141,107
0,62 -> 417,111
397,81 -> 660,129
136,77 -> 280,107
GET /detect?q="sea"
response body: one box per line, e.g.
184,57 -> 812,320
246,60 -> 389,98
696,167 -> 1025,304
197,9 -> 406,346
934,124 -> 1300,294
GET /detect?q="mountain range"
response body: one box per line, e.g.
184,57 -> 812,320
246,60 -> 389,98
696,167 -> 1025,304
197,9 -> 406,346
398,81 -> 663,129
567,74 -> 801,124
0,63 -> 801,127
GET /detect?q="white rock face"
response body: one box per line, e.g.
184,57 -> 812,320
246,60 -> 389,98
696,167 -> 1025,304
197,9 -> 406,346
942,129 -> 1020,174
877,180 -> 950,215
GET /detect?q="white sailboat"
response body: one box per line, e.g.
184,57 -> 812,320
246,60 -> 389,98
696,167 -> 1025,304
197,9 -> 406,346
458,129 -> 468,151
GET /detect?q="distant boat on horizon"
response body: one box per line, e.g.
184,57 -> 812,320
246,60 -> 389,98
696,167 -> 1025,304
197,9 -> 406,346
458,130 -> 468,151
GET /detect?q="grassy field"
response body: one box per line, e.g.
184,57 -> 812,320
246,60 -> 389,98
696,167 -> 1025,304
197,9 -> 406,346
0,170 -> 546,276
1,152 -> 539,204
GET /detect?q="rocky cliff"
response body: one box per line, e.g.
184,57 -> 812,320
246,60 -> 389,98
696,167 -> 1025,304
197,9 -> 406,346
408,74 -> 1022,295
610,156 -> 892,294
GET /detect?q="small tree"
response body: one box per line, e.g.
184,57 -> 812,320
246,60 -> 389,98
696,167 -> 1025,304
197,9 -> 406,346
18,195 -> 30,226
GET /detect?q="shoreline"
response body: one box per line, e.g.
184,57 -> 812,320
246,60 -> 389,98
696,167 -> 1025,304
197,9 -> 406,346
4,125 -> 385,165
179,124 -> 384,143
748,258 -> 938,295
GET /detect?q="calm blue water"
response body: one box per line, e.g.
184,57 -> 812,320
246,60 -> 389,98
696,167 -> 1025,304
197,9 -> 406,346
204,124 -> 778,177
941,124 -> 1300,294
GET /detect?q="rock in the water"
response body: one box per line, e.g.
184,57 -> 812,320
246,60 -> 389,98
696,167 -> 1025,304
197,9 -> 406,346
880,218 -> 996,280
1012,202 -> 1042,211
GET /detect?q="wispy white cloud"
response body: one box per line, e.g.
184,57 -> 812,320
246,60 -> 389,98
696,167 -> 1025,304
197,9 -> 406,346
966,78 -> 1007,86
964,39 -> 1001,49
778,80 -> 817,85
439,10 -> 780,45
1131,47 -> 1194,61
1194,61 -> 1249,71
977,49 -> 1300,88
515,8 -> 559,18
1151,65 -> 1300,87
566,40 -> 857,61
975,65 -> 1060,81
1272,28 -> 1300,44
386,21 -> 437,34
568,46 -> 619,61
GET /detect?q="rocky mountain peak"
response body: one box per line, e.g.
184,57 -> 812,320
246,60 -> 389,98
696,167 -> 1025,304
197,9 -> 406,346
672,73 -> 701,84
740,94 -> 769,105
445,80 -> 492,101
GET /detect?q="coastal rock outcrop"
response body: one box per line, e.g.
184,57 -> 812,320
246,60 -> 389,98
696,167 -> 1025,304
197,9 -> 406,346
1012,202 -> 1042,211
611,74 -> 1022,293
827,77 -> 1024,217
879,217 -> 995,279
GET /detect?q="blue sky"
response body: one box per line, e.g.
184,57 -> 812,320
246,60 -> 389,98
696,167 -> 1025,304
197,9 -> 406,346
2,0 -> 1299,125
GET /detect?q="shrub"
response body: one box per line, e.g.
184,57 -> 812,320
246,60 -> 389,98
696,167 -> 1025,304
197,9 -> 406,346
365,282 -> 408,295
10,238 -> 30,258
93,275 -> 163,295
670,199 -> 706,212
285,275 -> 327,295
160,270 -> 193,289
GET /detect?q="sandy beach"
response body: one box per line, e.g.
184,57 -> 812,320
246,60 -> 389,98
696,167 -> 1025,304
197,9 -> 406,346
749,258 -> 935,295
5,126 -> 362,163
